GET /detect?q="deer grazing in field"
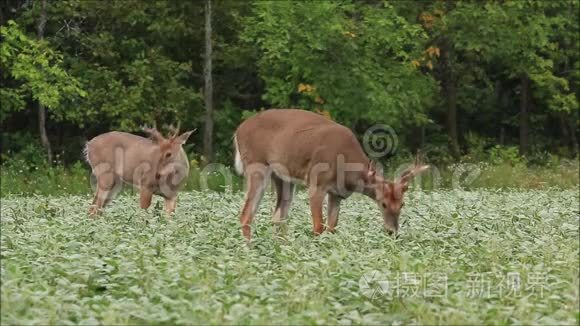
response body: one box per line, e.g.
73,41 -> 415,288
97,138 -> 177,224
84,126 -> 194,216
234,109 -> 429,240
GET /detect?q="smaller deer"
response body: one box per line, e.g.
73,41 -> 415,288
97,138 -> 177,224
84,126 -> 194,216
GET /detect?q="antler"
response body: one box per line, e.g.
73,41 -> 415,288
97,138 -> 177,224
399,150 -> 429,184
168,121 -> 181,139
143,125 -> 165,142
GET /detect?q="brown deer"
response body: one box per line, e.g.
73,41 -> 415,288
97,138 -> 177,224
234,109 -> 429,240
84,126 -> 194,216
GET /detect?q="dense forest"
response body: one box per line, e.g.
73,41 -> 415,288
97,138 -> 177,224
1,0 -> 578,167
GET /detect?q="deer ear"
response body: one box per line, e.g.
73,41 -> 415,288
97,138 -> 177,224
143,127 -> 164,143
177,129 -> 196,145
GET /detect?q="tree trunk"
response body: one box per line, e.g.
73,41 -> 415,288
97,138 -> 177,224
446,84 -> 459,159
441,39 -> 460,160
0,1 -> 5,26
202,0 -> 214,164
408,126 -> 424,154
519,75 -> 530,156
37,0 -> 52,164
495,81 -> 505,145
559,111 -> 578,156
559,112 -> 571,149
420,125 -> 425,149
568,117 -> 578,156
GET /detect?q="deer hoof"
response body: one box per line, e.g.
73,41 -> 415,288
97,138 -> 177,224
313,226 -> 325,235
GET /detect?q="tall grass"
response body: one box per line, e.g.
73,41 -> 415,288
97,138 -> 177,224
2,190 -> 578,324
1,159 -> 577,197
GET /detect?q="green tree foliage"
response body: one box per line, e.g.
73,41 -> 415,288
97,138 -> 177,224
0,20 -> 85,122
46,0 -> 202,130
394,0 -> 579,157
243,1 -> 436,128
449,1 -> 578,114
0,0 -> 578,163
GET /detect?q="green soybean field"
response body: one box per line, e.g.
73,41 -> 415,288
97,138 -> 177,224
1,189 -> 578,325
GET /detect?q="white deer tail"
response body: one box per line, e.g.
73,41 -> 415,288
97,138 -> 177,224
82,142 -> 91,165
234,135 -> 244,175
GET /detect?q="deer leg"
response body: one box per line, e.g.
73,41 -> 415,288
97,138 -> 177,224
272,175 -> 295,224
140,188 -> 153,209
88,172 -> 99,216
272,175 -> 283,221
327,193 -> 342,233
103,179 -> 121,207
94,189 -> 114,213
239,166 -> 270,240
89,190 -> 100,216
90,173 -> 119,216
272,175 -> 295,236
89,189 -> 113,216
164,196 -> 177,215
309,188 -> 326,235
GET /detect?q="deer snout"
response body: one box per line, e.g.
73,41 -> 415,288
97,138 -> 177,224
384,227 -> 400,240
155,173 -> 161,180
384,219 -> 399,238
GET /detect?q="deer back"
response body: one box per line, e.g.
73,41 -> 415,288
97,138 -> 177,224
235,109 -> 369,190
85,131 -> 162,187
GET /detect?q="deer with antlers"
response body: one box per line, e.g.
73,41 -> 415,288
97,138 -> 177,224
234,109 -> 429,240
84,125 -> 194,216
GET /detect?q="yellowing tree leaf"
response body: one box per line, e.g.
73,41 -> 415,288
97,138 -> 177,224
426,46 -> 440,58
298,83 -> 315,94
343,31 -> 356,38
315,108 -> 332,120
419,12 -> 435,29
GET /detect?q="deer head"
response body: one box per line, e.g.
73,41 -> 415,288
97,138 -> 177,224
366,153 -> 430,235
143,126 -> 195,182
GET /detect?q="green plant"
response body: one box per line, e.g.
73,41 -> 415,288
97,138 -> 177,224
242,1 -> 436,129
488,145 -> 525,166
1,142 -> 48,171
463,132 -> 491,162
1,190 -> 578,324
0,21 -> 86,121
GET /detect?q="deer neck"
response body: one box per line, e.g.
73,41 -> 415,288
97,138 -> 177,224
361,182 -> 378,201
343,156 -> 378,201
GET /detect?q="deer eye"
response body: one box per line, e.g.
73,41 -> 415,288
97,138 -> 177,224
381,203 -> 387,209
165,152 -> 172,158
